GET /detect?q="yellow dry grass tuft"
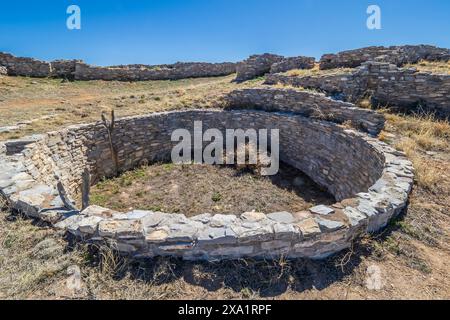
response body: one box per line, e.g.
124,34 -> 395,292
386,112 -> 450,190
404,60 -> 450,75
284,64 -> 353,77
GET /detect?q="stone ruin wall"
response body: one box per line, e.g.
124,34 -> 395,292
0,52 -> 52,77
225,87 -> 385,135
0,52 -> 238,81
21,110 -> 384,201
0,108 -> 414,260
319,45 -> 450,70
74,61 -> 237,81
266,61 -> 450,118
234,54 -> 315,82
269,56 -> 315,74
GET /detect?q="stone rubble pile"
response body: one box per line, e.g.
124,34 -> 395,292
234,54 -> 316,82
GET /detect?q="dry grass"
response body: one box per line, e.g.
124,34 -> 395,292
381,112 -> 450,190
404,60 -> 450,75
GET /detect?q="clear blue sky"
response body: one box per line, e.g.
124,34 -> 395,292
1,0 -> 449,66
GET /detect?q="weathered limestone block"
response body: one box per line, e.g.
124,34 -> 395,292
98,219 -> 143,238
310,205 -> 335,215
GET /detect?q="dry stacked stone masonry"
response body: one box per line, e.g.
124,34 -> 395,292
2,44 -> 448,82
269,56 -> 315,74
0,106 -> 413,260
266,61 -> 450,118
0,52 -> 52,78
234,54 -> 315,82
225,87 -> 385,135
319,45 -> 450,70
74,62 -> 237,81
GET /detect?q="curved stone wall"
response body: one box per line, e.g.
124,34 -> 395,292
0,110 -> 413,260
224,87 -> 385,135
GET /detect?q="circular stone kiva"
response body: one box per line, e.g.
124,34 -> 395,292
0,109 -> 414,260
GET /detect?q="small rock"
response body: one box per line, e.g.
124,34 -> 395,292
81,205 -> 118,218
267,211 -> 295,224
98,219 -> 143,238
315,216 -> 345,232
310,205 -> 335,215
78,215 -> 104,234
296,218 -> 321,237
210,214 -> 237,227
146,229 -> 169,242
241,211 -> 266,222
293,211 -> 312,221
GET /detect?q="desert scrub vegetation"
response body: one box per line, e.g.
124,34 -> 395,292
404,60 -> 450,75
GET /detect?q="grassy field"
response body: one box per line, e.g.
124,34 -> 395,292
0,74 -> 449,300
0,74 -> 260,140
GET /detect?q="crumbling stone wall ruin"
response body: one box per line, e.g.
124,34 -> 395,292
0,52 -> 52,77
266,61 -> 450,118
319,45 -> 450,70
234,54 -> 315,82
234,54 -> 284,82
74,61 -> 237,81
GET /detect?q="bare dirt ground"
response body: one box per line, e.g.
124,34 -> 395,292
0,73 -> 449,300
88,163 -> 334,216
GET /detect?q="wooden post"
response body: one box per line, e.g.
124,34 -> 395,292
101,109 -> 119,176
81,168 -> 90,210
